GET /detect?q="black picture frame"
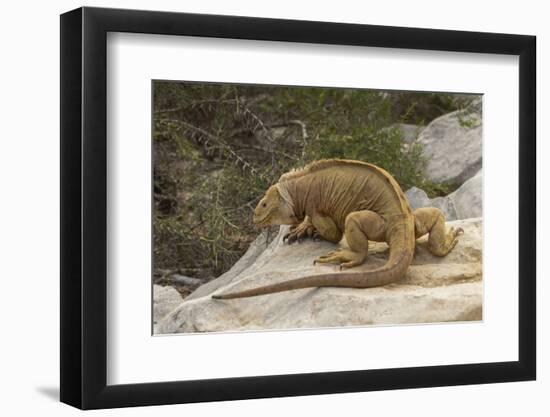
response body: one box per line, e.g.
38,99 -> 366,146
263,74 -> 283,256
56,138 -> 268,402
60,6 -> 536,410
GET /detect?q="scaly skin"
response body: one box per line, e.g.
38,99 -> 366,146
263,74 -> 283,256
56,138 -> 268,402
212,159 -> 463,299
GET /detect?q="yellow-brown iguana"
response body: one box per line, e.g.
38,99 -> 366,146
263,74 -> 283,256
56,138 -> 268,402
212,159 -> 462,299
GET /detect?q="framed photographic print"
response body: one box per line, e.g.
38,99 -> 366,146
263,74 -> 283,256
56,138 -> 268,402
60,6 -> 536,409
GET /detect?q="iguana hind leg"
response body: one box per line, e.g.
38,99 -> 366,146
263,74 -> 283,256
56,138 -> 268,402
314,210 -> 386,269
413,207 -> 463,256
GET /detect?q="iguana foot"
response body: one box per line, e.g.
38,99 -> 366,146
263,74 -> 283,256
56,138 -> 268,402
446,226 -> 464,252
314,249 -> 365,269
414,208 -> 465,257
283,216 -> 320,244
451,226 -> 464,237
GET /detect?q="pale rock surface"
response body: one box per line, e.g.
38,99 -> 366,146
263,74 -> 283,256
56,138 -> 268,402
396,123 -> 423,143
153,285 -> 183,329
417,99 -> 482,184
449,170 -> 483,219
156,218 -> 482,334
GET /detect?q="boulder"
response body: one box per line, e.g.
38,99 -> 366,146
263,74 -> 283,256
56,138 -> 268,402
449,170 -> 482,219
405,169 -> 482,221
153,285 -> 183,329
156,218 -> 482,334
170,274 -> 204,286
385,123 -> 424,143
417,99 -> 482,184
405,187 -> 457,221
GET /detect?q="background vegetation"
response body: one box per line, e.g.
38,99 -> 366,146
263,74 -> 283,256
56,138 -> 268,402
153,82 -> 469,295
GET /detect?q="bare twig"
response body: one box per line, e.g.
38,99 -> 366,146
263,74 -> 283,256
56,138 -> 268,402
154,94 -> 269,115
241,106 -> 277,143
239,145 -> 299,162
288,120 -> 309,160
288,119 -> 309,141
159,118 -> 264,179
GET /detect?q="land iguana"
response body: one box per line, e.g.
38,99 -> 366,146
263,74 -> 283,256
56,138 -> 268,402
212,159 -> 463,299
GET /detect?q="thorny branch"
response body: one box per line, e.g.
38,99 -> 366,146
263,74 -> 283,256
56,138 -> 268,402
154,94 -> 269,115
159,118 -> 266,180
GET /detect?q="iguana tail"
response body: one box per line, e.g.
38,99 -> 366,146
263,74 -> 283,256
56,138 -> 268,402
211,235 -> 414,300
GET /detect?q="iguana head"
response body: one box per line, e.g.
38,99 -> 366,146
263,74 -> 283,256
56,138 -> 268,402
253,185 -> 296,227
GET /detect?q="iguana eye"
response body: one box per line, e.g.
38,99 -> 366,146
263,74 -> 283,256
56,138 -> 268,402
262,203 -> 267,207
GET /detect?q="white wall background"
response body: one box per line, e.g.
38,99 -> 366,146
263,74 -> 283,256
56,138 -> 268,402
0,0 -> 545,415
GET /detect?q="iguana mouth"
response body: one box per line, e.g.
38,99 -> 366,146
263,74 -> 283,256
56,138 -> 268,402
253,213 -> 271,227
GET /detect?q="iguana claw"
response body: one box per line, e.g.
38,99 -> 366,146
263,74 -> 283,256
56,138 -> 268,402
283,217 -> 318,244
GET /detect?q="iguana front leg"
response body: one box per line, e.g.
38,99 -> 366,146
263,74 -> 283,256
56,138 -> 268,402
314,210 -> 386,269
283,215 -> 320,244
